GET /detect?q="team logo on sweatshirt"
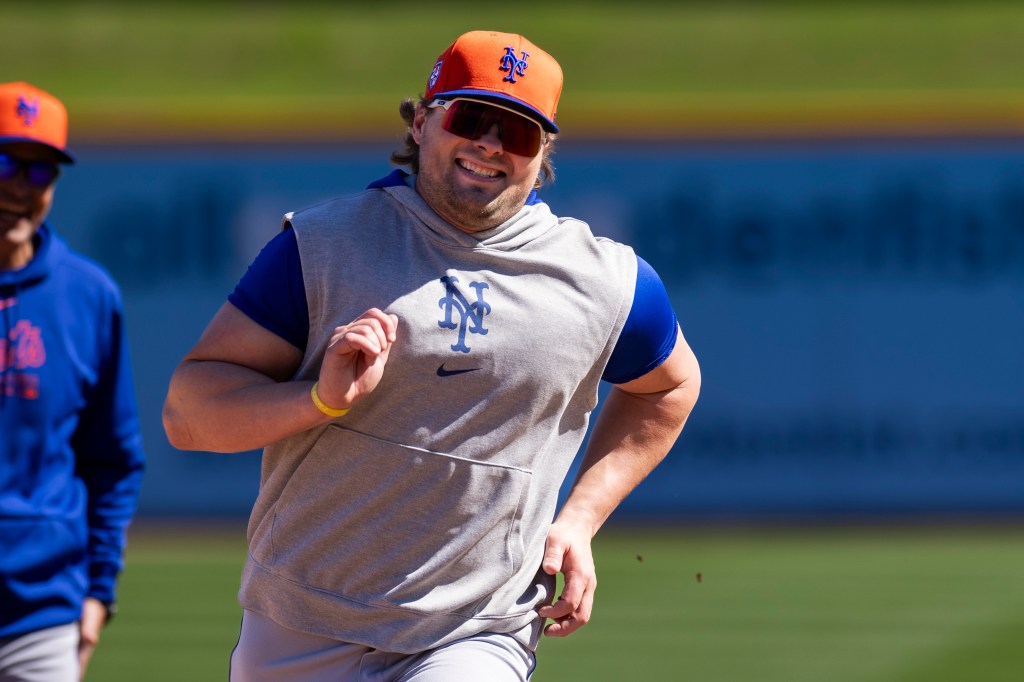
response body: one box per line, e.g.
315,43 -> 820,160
438,275 -> 490,353
1,319 -> 44,399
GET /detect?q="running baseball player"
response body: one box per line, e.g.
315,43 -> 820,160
163,30 -> 700,682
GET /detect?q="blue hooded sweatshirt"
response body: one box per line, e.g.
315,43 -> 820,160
0,224 -> 145,638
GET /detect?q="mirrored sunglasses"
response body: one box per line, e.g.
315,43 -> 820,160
428,98 -> 545,157
0,153 -> 61,189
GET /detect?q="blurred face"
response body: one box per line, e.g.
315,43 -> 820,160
0,143 -> 62,270
411,100 -> 547,234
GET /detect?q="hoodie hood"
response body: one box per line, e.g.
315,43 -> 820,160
0,223 -> 58,291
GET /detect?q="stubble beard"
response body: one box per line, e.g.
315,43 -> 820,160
418,165 -> 533,234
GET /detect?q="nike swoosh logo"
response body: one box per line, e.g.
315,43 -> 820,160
437,363 -> 481,377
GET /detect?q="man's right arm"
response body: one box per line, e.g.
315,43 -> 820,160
162,302 -> 397,453
162,302 -> 320,453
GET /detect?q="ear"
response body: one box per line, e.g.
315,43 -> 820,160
411,106 -> 429,145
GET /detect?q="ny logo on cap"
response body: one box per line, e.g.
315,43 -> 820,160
499,47 -> 529,84
16,96 -> 39,127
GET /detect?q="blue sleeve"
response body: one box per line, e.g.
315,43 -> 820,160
366,169 -> 410,189
228,227 -> 309,350
601,255 -> 679,384
71,286 -> 145,603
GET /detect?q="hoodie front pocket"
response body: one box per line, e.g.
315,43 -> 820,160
251,425 -> 531,618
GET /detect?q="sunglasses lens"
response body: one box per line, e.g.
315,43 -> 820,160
27,163 -> 60,188
442,100 -> 543,157
0,154 -> 17,181
0,153 -> 59,187
495,110 -> 543,157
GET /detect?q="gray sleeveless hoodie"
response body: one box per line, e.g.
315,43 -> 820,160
239,176 -> 637,654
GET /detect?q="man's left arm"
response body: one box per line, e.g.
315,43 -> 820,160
538,327 -> 700,637
72,301 -> 146,675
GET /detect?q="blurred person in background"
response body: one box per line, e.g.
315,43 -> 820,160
0,82 -> 145,682
163,30 -> 699,681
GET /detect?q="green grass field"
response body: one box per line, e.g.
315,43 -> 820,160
4,1 -> 1024,138
86,523 -> 1024,682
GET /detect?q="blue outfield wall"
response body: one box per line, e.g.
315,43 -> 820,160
46,137 -> 1024,520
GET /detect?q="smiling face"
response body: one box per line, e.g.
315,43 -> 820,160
411,104 -> 546,234
0,142 -> 61,270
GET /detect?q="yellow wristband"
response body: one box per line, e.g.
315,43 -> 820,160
310,382 -> 350,417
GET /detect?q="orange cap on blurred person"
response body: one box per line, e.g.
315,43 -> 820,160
0,82 -> 75,163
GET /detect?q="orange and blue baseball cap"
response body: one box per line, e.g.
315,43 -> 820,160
0,82 -> 75,164
425,31 -> 563,133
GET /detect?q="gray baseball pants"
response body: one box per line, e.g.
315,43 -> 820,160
230,609 -> 535,681
0,623 -> 78,682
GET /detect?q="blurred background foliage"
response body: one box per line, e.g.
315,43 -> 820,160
4,0 -> 1024,140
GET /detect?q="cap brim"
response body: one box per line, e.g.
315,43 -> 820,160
431,90 -> 559,134
0,136 -> 75,164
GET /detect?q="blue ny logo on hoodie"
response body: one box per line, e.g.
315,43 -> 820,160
438,275 -> 490,353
